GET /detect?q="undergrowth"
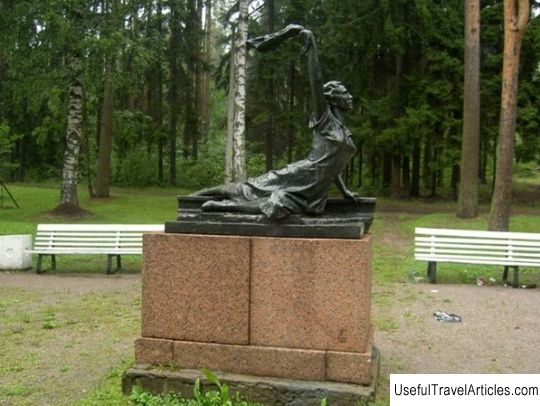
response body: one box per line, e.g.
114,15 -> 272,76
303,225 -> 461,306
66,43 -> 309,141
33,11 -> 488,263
129,369 -> 266,406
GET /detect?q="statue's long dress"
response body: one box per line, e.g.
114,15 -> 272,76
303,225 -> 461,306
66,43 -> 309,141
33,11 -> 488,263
228,108 -> 357,218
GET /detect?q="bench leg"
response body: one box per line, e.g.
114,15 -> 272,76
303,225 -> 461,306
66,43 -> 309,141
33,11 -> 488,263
427,262 -> 437,284
512,266 -> 519,288
107,255 -> 121,274
36,254 -> 44,274
503,266 -> 510,285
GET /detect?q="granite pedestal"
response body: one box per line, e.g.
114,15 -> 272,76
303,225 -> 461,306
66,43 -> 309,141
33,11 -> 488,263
124,231 -> 378,404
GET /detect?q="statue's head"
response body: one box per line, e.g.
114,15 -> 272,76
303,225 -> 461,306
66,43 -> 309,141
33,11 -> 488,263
324,81 -> 353,112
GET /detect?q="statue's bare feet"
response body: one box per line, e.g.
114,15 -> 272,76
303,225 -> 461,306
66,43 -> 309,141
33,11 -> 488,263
201,200 -> 238,211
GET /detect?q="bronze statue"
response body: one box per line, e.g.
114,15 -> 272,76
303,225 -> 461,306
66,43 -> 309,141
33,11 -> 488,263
192,25 -> 360,220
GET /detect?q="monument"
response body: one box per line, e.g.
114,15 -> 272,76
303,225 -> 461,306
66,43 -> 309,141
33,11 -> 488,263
123,25 -> 378,405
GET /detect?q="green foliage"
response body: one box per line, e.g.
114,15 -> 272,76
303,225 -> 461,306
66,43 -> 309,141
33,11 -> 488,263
0,123 -> 21,179
176,134 -> 227,189
1,0 -> 540,199
129,370 -> 264,406
114,148 -> 158,187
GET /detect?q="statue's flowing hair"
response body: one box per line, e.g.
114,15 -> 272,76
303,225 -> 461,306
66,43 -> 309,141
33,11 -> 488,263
323,81 -> 347,101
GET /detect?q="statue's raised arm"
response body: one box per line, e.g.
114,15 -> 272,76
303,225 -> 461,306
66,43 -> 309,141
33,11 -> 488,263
299,29 -> 326,120
193,26 -> 360,219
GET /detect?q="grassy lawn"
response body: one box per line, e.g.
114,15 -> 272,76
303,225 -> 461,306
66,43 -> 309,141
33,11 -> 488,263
1,182 -> 540,405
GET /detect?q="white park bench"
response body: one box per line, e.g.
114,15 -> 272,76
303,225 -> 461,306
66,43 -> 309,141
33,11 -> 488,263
27,224 -> 164,274
415,227 -> 540,287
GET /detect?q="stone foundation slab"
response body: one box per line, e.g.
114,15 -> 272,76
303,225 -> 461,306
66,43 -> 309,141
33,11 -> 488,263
123,348 -> 379,406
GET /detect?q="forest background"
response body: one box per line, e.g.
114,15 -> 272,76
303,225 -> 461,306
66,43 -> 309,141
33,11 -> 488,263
1,0 -> 540,214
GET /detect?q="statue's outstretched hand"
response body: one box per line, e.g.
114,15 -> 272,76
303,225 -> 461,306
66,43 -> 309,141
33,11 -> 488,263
343,189 -> 361,204
247,24 -> 305,52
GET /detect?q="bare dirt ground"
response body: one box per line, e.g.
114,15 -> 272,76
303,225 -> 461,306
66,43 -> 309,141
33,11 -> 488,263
373,283 -> 540,374
1,270 -> 539,405
0,273 -> 141,406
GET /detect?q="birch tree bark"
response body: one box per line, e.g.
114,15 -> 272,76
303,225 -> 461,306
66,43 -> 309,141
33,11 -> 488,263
60,54 -> 84,206
231,0 -> 247,182
457,0 -> 480,218
224,27 -> 236,183
489,0 -> 529,231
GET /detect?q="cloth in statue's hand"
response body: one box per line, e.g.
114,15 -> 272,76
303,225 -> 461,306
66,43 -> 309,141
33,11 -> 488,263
247,24 -> 304,52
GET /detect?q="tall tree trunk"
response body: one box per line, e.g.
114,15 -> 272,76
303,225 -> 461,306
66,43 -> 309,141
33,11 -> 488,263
154,1 -> 165,184
154,65 -> 164,183
200,0 -> 212,142
168,1 -> 181,185
422,138 -> 432,190
60,54 -> 84,206
95,57 -> 115,198
458,0 -> 481,218
231,0 -> 248,182
382,152 -> 392,190
190,0 -> 201,159
411,139 -> 420,197
431,147 -> 438,197
489,0 -> 529,231
224,27 -> 236,183
402,154 -> 410,198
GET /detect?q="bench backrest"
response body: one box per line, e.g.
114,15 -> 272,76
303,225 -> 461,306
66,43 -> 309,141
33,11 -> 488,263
34,224 -> 164,254
415,227 -> 540,267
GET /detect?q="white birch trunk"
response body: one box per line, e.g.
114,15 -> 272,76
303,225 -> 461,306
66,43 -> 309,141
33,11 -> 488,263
231,0 -> 247,182
224,26 -> 236,183
60,55 -> 84,206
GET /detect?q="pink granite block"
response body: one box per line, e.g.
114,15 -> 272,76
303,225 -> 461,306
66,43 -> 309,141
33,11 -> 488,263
172,340 -> 326,381
135,337 -> 173,365
141,233 -> 250,344
250,235 -> 372,352
325,349 -> 373,385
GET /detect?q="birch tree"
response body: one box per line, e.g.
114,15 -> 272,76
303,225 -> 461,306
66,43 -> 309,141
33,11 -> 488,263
60,6 -> 85,207
231,0 -> 247,182
489,0 -> 530,231
60,53 -> 84,206
224,26 -> 236,183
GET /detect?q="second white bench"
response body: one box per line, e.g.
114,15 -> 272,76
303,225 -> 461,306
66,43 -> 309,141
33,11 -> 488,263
415,227 -> 540,287
27,224 -> 164,274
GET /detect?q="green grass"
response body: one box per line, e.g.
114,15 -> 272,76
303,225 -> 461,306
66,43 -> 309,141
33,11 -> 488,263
371,209 -> 540,286
0,283 -> 140,405
0,183 -> 184,273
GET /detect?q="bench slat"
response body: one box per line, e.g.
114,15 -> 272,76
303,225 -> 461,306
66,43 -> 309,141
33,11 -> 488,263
415,237 -> 540,248
415,248 -> 540,257
34,242 -> 142,247
415,244 -> 540,254
415,255 -> 540,267
36,232 -> 148,238
416,227 -> 540,241
36,237 -> 142,242
37,224 -> 164,232
30,247 -> 142,253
